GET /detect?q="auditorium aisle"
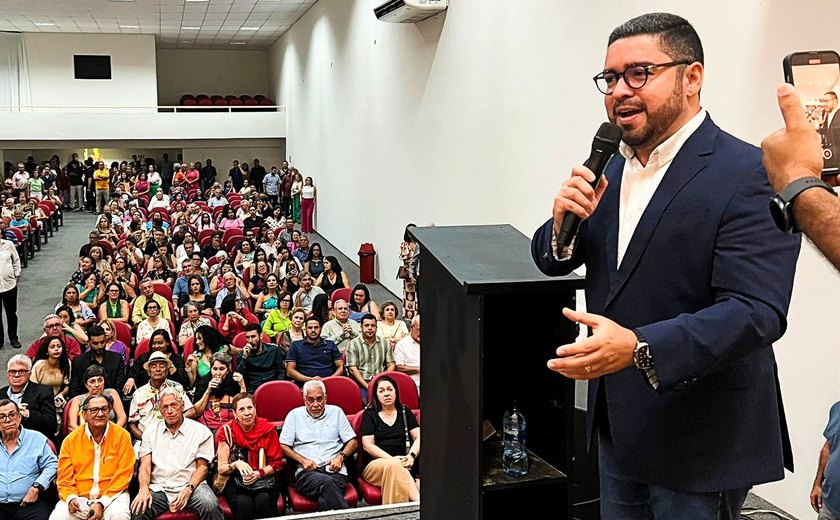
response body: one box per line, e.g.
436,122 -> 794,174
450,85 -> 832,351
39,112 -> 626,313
0,210 -> 92,370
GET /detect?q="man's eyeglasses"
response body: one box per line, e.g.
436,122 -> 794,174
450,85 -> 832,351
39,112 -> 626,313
8,370 -> 29,376
0,412 -> 18,422
84,406 -> 110,416
593,61 -> 690,95
45,323 -> 62,329
305,396 -> 325,404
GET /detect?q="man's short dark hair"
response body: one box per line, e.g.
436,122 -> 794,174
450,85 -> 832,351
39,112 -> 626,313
0,399 -> 19,412
305,315 -> 322,327
87,324 -> 105,338
243,323 -> 261,334
361,313 -> 377,325
608,12 -> 704,65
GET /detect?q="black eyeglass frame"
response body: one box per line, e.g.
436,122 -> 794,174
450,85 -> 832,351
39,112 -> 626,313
593,60 -> 692,95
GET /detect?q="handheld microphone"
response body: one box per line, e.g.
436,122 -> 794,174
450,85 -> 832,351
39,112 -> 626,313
556,122 -> 623,248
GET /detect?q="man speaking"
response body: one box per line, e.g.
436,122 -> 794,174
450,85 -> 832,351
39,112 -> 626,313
532,13 -> 801,519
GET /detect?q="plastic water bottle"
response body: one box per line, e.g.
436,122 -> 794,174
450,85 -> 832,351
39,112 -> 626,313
502,401 -> 529,477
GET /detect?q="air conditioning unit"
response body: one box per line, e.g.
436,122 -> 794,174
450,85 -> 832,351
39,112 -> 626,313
374,0 -> 449,23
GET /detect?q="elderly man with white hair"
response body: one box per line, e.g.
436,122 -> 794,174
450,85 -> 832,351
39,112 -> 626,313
130,387 -> 222,520
0,355 -> 57,441
279,380 -> 357,511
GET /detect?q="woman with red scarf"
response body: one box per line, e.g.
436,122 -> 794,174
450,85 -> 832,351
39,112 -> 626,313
216,392 -> 283,520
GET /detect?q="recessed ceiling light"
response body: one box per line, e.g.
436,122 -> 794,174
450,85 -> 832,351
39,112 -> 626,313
119,24 -> 139,28
109,0 -> 134,2
33,22 -> 55,26
181,26 -> 201,30
179,40 -> 194,44
185,0 -> 209,2
240,26 -> 260,31
230,42 -> 247,45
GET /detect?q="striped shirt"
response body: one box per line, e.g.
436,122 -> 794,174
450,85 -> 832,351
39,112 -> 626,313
345,335 -> 394,382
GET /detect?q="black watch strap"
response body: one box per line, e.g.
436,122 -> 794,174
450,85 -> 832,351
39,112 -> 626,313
778,176 -> 835,204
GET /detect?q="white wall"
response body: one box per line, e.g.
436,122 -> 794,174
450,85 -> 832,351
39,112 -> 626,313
24,34 -> 157,112
268,1 -> 840,517
0,111 -> 285,141
3,140 -> 284,172
157,49 -> 270,106
182,145 -> 286,175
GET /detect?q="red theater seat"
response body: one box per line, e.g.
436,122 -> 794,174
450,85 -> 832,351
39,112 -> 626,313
253,380 -> 302,429
368,371 -> 419,410
322,376 -> 363,416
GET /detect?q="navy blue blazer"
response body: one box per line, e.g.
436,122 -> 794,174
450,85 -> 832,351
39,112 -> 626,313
532,115 -> 801,492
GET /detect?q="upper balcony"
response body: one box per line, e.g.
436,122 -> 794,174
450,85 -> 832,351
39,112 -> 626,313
0,105 -> 286,143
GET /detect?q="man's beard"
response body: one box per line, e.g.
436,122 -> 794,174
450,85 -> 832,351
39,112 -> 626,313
614,76 -> 684,150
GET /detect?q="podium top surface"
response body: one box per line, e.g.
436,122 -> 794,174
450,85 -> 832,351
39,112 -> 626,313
409,224 -> 584,295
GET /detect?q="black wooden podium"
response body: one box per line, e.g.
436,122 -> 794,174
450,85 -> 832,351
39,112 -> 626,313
410,225 -> 584,519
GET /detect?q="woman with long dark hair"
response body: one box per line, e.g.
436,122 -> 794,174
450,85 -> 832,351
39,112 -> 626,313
349,283 -> 381,322
300,176 -> 316,233
31,335 -> 72,415
314,255 -> 350,298
192,351 -> 245,433
123,329 -> 189,394
361,375 -> 421,504
304,242 -> 325,278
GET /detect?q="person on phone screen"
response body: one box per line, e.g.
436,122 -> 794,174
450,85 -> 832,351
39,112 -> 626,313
763,83 -> 840,271
0,398 -> 56,520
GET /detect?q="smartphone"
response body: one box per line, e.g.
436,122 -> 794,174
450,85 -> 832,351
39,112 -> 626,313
783,50 -> 840,175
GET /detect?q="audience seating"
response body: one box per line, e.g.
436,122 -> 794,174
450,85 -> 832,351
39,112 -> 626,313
368,371 -> 419,410
113,320 -> 133,350
7,227 -> 28,267
231,331 -> 271,350
330,288 -> 352,306
322,376 -> 363,416
152,282 -> 173,301
253,380 -> 302,429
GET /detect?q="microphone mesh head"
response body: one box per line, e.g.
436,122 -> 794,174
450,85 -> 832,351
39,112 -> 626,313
596,122 -> 623,144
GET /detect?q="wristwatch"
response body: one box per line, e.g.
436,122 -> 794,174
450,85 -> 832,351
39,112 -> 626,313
186,483 -> 196,491
31,483 -> 44,492
632,331 -> 653,371
769,177 -> 836,233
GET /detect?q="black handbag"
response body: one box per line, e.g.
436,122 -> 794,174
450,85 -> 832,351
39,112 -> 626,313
226,425 -> 276,492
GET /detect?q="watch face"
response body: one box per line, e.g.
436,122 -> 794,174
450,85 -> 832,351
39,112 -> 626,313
769,197 -> 790,233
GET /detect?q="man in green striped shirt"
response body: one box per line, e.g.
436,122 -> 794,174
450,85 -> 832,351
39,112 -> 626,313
345,314 -> 395,402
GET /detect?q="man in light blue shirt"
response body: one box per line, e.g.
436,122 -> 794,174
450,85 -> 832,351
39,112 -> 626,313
279,380 -> 357,511
0,398 -> 57,520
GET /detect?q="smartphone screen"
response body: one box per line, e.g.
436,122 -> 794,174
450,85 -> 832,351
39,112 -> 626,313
784,51 -> 840,174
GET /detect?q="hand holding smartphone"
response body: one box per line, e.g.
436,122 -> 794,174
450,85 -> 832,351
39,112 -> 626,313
783,50 -> 840,179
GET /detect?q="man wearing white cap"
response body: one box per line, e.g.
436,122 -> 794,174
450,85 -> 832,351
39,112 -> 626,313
127,351 -> 195,442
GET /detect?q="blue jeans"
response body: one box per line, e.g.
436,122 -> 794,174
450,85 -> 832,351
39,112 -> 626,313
599,434 -> 750,519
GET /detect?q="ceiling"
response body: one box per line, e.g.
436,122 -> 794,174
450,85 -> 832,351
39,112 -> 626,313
0,0 -> 317,50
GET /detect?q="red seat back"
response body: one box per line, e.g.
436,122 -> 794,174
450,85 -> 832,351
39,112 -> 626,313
322,375 -> 363,416
253,380 -> 302,426
112,320 -> 133,350
368,371 -> 419,410
330,288 -> 352,305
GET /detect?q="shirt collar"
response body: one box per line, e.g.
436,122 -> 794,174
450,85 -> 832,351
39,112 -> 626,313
159,418 -> 185,437
85,422 -> 110,443
619,108 -> 707,169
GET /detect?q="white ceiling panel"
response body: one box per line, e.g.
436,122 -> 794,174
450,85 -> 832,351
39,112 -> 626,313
0,0 -> 314,49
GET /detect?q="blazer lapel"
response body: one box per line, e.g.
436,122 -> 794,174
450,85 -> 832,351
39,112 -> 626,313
604,115 -> 719,308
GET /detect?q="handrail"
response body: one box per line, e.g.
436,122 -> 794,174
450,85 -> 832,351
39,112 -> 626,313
0,104 -> 286,113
